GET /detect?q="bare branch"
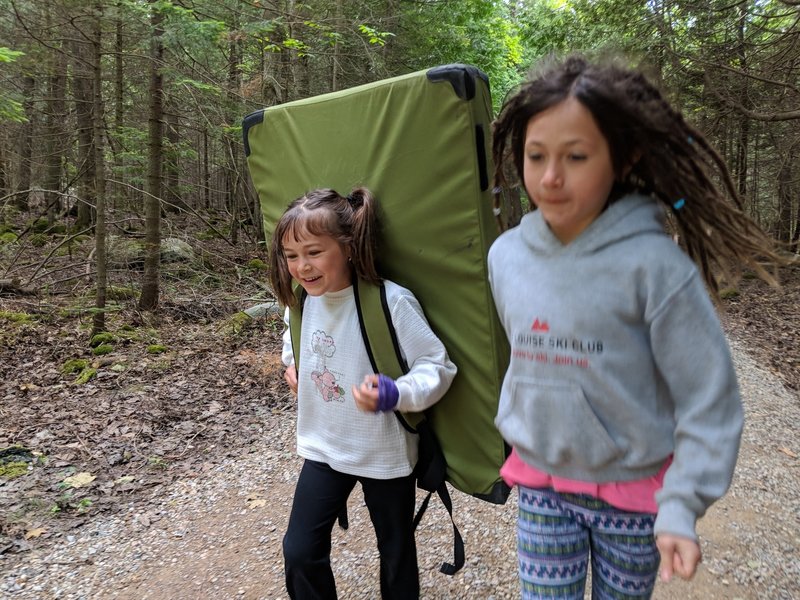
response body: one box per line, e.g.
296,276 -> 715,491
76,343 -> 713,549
106,179 -> 235,246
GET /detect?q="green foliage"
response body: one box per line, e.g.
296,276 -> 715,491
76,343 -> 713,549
174,77 -> 222,96
243,18 -> 279,41
227,311 -> 253,335
282,37 -> 309,55
393,0 -> 526,112
47,491 -> 92,515
29,233 -> 47,247
0,310 -> 34,324
246,258 -> 267,271
107,286 -> 139,301
1,0 -> 794,277
92,344 -> 114,355
148,456 -> 169,470
358,25 -> 394,47
30,218 -> 50,233
0,461 -> 30,479
61,359 -> 89,374
0,47 -> 27,122
90,332 -> 117,347
0,47 -> 24,63
147,344 -> 168,354
197,230 -> 221,241
73,368 -> 97,385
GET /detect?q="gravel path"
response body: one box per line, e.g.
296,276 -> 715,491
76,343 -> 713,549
1,336 -> 798,600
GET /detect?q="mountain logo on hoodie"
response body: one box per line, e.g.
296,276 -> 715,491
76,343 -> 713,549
531,318 -> 549,333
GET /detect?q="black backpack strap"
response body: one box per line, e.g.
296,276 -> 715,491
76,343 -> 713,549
411,418 -> 465,575
354,278 -> 464,575
413,483 -> 464,575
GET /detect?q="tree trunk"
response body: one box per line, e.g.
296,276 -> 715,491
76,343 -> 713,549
111,1 -> 125,211
331,0 -> 340,92
44,42 -> 67,224
203,128 -> 210,209
776,148 -> 794,244
226,22 -> 242,245
139,1 -> 164,311
72,38 -> 96,231
14,75 -> 35,211
92,2 -> 108,336
733,3 -> 750,206
0,144 -> 7,198
274,0 -> 296,99
164,103 -> 185,213
792,193 -> 800,254
114,5 -> 124,135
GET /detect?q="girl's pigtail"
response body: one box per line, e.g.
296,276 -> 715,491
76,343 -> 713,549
348,187 -> 381,284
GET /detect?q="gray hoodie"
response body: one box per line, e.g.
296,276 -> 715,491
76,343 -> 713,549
488,193 -> 743,540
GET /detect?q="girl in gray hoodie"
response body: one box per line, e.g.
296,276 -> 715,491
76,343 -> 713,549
488,54 -> 786,599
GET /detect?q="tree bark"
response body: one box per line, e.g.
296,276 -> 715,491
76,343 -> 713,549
92,1 -> 108,336
226,19 -> 242,245
776,148 -> 794,244
0,144 -> 7,199
14,75 -> 35,211
164,102 -> 185,213
72,37 -> 96,231
733,3 -> 750,206
203,128 -> 210,209
44,37 -> 67,224
138,1 -> 164,311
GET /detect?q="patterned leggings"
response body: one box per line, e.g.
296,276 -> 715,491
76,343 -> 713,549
517,486 -> 660,600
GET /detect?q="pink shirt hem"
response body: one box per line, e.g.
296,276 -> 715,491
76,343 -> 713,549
500,448 -> 671,514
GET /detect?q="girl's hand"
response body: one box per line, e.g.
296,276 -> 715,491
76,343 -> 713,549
656,534 -> 702,581
284,365 -> 298,395
352,374 -> 380,411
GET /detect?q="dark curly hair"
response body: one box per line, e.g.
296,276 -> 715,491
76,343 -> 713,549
492,54 -> 787,297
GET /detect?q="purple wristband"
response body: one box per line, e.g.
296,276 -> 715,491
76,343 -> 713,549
376,374 -> 399,412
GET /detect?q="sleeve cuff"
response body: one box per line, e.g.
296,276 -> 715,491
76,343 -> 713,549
654,500 -> 698,541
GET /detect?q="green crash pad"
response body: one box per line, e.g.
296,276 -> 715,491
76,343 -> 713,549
243,64 -> 510,503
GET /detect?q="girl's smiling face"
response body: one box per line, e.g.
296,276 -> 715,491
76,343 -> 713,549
523,96 -> 617,244
282,228 -> 351,296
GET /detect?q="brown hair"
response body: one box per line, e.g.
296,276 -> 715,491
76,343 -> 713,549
268,187 -> 381,306
492,53 -> 786,297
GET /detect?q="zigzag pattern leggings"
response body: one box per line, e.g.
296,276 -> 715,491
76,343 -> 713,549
517,486 -> 660,599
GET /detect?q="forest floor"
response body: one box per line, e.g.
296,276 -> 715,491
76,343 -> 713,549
0,224 -> 798,599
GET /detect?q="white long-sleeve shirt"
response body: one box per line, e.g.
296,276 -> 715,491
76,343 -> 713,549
281,280 -> 457,479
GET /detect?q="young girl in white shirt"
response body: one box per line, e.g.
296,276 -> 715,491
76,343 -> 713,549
269,186 -> 456,599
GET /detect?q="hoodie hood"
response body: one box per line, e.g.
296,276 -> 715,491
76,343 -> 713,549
520,193 -> 667,255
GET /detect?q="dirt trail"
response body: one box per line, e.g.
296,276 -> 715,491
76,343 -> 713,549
3,336 -> 797,600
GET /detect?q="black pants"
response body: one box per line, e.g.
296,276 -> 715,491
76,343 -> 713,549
283,459 -> 419,600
